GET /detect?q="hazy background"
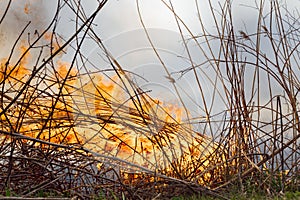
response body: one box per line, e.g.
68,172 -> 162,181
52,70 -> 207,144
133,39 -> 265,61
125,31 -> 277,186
0,0 -> 299,132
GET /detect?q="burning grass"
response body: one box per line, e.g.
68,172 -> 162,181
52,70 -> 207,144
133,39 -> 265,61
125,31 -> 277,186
0,0 -> 299,199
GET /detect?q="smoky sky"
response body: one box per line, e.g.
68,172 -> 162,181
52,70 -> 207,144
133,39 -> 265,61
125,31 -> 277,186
0,0 -> 57,57
0,0 -> 299,125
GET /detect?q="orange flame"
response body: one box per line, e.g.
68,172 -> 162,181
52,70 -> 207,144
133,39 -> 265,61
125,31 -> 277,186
0,42 -> 30,83
24,3 -> 30,15
0,38 -> 225,186
43,32 -> 63,54
0,40 -> 80,145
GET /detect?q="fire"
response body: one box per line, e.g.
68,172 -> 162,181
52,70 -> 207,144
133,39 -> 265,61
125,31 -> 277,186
43,32 -> 63,54
0,41 -> 80,145
0,43 -> 29,83
24,3 -> 30,15
71,71 -> 226,184
0,39 -> 227,187
0,2 -> 228,185
76,73 -> 189,161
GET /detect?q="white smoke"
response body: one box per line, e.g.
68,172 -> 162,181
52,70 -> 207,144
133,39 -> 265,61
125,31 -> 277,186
0,0 -> 58,57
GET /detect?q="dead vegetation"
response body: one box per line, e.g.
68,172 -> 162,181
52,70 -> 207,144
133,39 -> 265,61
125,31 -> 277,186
0,0 -> 299,199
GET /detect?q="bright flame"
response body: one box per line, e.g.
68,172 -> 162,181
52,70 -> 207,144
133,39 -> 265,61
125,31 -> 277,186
71,71 -> 225,185
0,42 -> 29,83
0,40 -> 80,145
0,38 -> 227,186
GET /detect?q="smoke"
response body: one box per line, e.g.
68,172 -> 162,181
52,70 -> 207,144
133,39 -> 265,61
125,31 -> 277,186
0,0 -> 58,57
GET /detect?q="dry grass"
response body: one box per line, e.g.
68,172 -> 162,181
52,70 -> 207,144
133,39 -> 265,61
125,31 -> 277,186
0,0 -> 299,199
